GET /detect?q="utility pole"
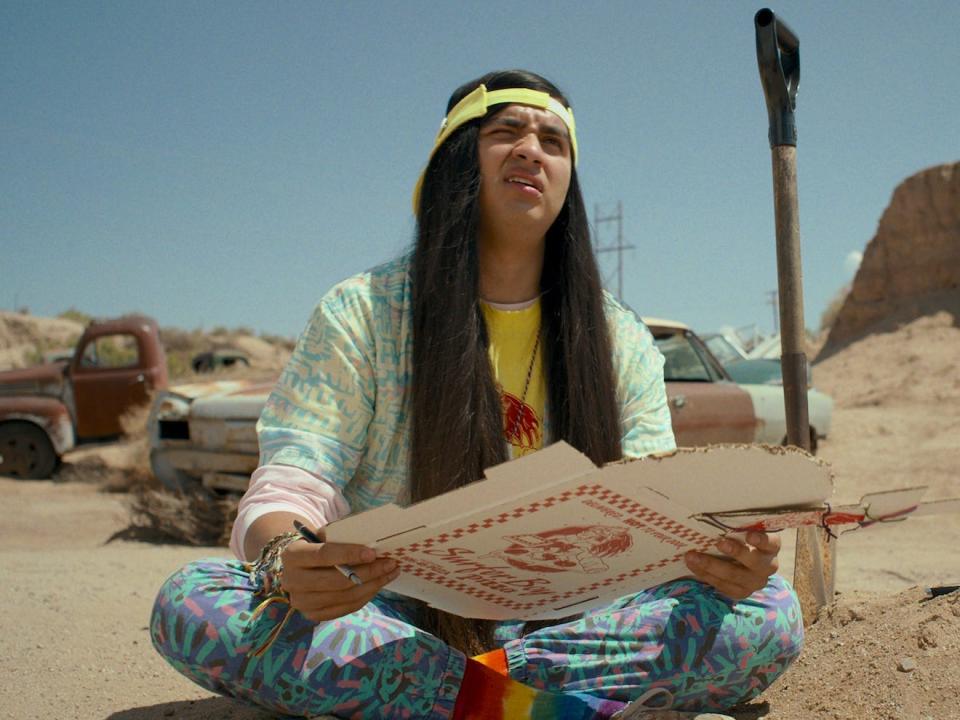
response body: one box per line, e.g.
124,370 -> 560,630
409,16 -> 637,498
593,201 -> 635,300
766,290 -> 779,333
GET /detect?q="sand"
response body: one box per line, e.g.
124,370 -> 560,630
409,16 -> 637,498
1,311 -> 958,719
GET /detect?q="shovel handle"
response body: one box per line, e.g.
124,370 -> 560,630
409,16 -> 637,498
755,8 -> 800,147
756,7 -> 798,52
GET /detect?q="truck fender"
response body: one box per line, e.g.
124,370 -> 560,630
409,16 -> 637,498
0,397 -> 76,456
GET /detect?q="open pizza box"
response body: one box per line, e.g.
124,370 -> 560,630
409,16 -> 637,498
325,442 -> 960,620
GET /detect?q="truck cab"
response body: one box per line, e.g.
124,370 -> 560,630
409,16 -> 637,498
0,315 -> 168,478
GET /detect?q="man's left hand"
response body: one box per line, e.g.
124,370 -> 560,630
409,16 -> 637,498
684,531 -> 780,600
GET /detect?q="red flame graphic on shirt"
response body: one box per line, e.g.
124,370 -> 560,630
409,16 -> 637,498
501,390 -> 541,450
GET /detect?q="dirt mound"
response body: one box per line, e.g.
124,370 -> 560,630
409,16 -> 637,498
811,309 -> 959,578
745,587 -> 960,719
820,162 -> 960,360
814,310 -> 960,409
746,298 -> 960,717
0,307 -> 294,379
161,326 -> 293,379
0,311 -> 84,370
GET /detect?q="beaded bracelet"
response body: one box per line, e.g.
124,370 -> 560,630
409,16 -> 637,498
245,530 -> 302,656
246,529 -> 301,597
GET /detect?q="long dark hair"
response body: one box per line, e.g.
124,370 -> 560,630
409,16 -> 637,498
410,70 -> 622,655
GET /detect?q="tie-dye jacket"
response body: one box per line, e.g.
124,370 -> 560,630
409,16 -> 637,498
257,254 -> 676,514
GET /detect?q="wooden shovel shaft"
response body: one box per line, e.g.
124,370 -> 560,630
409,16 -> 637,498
769,145 -> 835,618
771,146 -> 811,449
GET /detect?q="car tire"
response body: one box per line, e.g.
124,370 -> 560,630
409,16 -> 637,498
0,421 -> 59,479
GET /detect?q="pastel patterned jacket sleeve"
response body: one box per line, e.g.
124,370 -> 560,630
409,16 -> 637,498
257,281 -> 377,492
228,464 -> 351,561
605,296 -> 677,458
255,257 -> 413,514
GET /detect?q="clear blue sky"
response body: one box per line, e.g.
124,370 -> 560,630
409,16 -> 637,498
3,1 -> 958,339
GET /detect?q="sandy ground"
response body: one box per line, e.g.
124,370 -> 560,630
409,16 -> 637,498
1,312 -> 958,719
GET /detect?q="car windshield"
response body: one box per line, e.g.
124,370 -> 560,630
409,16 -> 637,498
654,333 -> 711,381
704,335 -> 745,365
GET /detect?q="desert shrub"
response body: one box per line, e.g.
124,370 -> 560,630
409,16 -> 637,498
159,327 -> 208,380
58,307 -> 93,325
160,327 -> 207,353
23,335 -> 81,366
129,485 -> 238,546
166,353 -> 193,379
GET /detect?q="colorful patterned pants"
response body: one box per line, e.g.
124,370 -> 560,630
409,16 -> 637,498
151,558 -> 802,719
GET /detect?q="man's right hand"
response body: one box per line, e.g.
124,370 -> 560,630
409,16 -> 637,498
280,528 -> 400,622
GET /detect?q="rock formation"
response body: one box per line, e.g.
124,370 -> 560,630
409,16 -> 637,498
818,162 -> 960,360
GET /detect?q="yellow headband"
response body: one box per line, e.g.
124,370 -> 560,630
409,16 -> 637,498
412,84 -> 578,214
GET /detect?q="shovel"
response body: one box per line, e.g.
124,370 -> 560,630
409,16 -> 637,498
754,8 -> 835,623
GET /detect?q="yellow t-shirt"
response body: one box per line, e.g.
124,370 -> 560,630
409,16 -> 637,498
480,298 -> 545,458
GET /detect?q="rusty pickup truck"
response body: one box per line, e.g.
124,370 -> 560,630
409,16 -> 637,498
0,315 -> 168,478
148,316 -> 767,493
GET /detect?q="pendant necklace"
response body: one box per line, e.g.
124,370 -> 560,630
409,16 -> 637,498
505,325 -> 541,444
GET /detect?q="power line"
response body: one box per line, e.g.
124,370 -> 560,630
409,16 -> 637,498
593,201 -> 635,301
766,289 -> 779,333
